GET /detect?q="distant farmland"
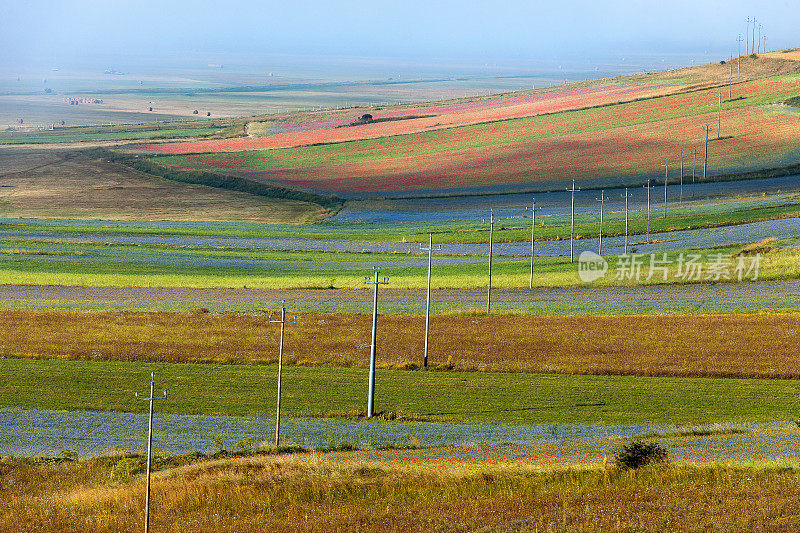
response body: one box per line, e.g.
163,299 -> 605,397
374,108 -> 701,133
141,67 -> 800,197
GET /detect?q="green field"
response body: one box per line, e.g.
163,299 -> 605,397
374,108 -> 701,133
0,237 -> 795,289
0,127 -> 224,145
3,358 -> 800,425
2,189 -> 798,242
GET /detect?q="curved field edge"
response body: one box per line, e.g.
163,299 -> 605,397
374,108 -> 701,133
95,149 -> 344,211
4,189 -> 800,242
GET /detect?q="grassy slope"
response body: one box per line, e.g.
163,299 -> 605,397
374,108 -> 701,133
149,69 -> 800,195
0,149 -> 327,222
4,456 -> 800,532
160,77 -> 800,171
3,358 -> 800,425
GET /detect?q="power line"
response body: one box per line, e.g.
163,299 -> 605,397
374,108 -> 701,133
702,124 -> 713,187
487,208 -> 494,313
643,179 -> 652,242
595,190 -> 606,255
134,372 -> 168,533
620,188 -> 633,255
567,179 -> 580,263
269,300 -> 297,446
746,17 -> 750,55
419,234 -> 440,368
690,148 -> 701,199
525,199 -> 540,289
364,267 -> 388,417
661,158 -> 672,218
677,149 -> 687,205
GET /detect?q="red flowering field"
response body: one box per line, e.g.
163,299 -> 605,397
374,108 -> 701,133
146,74 -> 800,195
140,82 -> 678,154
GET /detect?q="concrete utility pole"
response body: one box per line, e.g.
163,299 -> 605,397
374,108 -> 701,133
661,158 -> 672,218
746,17 -> 750,55
758,24 -> 762,54
420,234 -> 440,368
567,179 -> 580,263
595,190 -> 605,255
269,300 -> 297,446
364,268 -> 388,417
702,124 -> 712,187
487,209 -> 494,313
729,58 -> 733,100
644,180 -> 652,242
134,372 -> 167,533
737,34 -> 743,77
621,188 -> 633,254
717,93 -> 722,139
677,149 -> 686,204
691,148 -> 700,199
525,199 -> 539,289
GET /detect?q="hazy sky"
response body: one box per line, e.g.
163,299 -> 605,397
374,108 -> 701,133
1,0 -> 798,72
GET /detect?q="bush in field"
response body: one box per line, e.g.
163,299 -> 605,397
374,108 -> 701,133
110,457 -> 143,483
614,441 -> 668,470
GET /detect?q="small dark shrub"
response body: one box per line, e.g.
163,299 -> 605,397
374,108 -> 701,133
614,441 -> 668,469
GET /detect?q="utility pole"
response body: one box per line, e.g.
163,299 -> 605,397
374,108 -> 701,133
364,268 -> 388,417
728,58 -> 732,100
567,179 -> 580,263
717,93 -> 722,140
758,23 -> 762,54
621,188 -> 633,254
691,148 -> 700,198
644,180 -> 652,242
737,34 -> 743,77
595,190 -> 605,255
269,300 -> 297,446
746,18 -> 750,55
525,199 -> 539,289
702,124 -> 712,186
677,149 -> 686,204
487,209 -> 494,313
420,234 -> 440,368
661,158 -> 672,218
134,372 -> 167,533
